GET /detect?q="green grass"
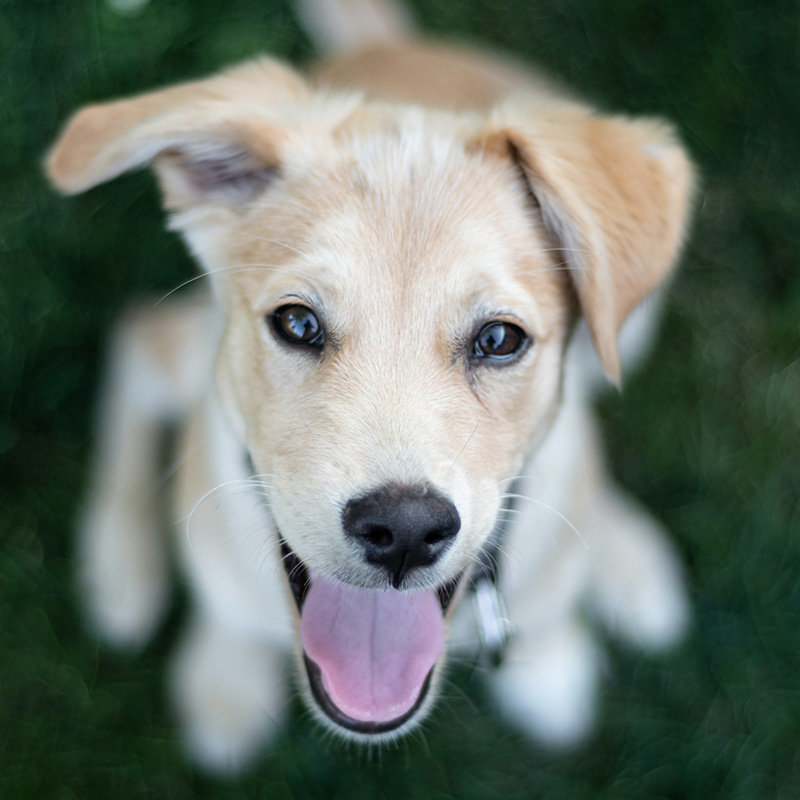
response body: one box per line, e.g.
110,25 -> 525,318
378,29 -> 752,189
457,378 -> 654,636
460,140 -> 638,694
2,0 -> 799,797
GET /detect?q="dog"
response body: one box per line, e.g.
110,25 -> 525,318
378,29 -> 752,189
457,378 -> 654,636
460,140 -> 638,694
46,0 -> 693,773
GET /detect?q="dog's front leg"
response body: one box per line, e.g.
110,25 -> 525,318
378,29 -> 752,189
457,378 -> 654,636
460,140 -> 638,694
169,389 -> 293,773
489,384 -> 688,747
482,392 -> 599,747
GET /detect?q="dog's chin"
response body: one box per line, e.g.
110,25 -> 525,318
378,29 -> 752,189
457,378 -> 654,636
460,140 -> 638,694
280,540 -> 462,741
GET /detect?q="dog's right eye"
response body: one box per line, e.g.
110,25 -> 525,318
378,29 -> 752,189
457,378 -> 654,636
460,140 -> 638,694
471,320 -> 528,363
271,304 -> 324,348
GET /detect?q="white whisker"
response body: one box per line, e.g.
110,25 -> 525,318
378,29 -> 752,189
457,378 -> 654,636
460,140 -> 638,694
502,491 -> 588,550
239,233 -> 314,260
446,420 -> 480,477
154,262 -> 317,307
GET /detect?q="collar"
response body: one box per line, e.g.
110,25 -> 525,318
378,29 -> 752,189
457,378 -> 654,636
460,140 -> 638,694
470,483 -> 518,666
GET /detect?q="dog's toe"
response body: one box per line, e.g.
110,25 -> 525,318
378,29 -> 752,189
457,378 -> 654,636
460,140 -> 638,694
170,615 -> 287,774
490,617 -> 600,748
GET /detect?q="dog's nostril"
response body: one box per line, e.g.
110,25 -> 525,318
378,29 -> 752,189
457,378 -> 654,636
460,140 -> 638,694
343,485 -> 461,586
364,525 -> 393,548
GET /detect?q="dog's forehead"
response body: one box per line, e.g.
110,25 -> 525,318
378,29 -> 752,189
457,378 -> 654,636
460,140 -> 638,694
230,117 -> 561,332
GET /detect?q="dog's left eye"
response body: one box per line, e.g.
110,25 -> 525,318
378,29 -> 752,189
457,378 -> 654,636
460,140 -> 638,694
472,321 -> 528,361
271,304 -> 325,348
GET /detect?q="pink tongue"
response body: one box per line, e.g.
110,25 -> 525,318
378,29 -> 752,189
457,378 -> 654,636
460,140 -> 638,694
300,576 -> 444,723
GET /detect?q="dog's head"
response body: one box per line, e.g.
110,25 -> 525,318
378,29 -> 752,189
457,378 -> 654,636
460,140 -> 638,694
47,58 -> 693,739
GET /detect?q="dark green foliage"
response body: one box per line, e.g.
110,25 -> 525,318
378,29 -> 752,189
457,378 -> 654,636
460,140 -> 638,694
2,0 -> 799,796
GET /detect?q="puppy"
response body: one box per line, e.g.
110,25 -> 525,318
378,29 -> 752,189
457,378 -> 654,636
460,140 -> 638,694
46,0 -> 693,773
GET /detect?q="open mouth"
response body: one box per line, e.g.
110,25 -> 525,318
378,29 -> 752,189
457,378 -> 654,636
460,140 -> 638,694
281,541 -> 461,735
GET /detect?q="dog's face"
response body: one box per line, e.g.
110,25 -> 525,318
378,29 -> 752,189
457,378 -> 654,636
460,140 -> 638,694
209,121 -> 574,734
220,123 -> 572,585
46,58 -> 692,739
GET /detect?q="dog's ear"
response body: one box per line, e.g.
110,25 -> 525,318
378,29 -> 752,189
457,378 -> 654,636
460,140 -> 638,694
45,59 -> 317,210
483,103 -> 694,383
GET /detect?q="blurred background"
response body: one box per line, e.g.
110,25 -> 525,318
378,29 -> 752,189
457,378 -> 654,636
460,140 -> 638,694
2,0 -> 799,797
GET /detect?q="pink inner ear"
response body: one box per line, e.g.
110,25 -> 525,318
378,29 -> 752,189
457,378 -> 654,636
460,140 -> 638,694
159,142 -> 279,200
187,148 -> 278,194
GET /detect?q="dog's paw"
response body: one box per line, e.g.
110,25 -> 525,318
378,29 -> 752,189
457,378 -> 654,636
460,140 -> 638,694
170,617 -> 287,774
587,490 -> 690,652
490,618 -> 599,748
77,500 -> 169,649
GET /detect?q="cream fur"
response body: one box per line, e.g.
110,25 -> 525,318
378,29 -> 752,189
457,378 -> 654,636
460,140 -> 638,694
46,0 -> 693,773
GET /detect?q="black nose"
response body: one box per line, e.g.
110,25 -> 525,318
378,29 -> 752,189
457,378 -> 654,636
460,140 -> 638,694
343,485 -> 461,588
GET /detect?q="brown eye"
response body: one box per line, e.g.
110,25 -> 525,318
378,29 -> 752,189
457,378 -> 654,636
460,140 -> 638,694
473,321 -> 527,361
271,304 -> 324,348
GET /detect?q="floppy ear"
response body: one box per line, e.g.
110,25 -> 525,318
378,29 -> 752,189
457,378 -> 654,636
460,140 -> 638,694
45,58 -> 314,210
486,102 -> 694,383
